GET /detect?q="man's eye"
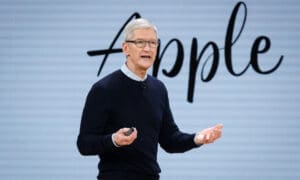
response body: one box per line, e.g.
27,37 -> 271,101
136,40 -> 145,44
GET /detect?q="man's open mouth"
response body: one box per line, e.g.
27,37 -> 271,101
141,55 -> 151,60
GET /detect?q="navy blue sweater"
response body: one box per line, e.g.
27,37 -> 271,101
77,70 -> 198,176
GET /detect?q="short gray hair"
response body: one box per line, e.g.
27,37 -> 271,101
123,18 -> 158,41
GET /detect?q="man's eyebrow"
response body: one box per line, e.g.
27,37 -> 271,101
135,39 -> 157,41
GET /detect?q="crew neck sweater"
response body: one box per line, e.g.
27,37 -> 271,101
77,70 -> 198,177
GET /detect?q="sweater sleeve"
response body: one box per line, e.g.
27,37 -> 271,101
158,84 -> 200,153
77,84 -> 117,156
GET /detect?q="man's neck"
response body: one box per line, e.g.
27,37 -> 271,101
125,62 -> 147,80
121,63 -> 147,81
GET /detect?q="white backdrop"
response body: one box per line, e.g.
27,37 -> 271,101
1,0 -> 299,179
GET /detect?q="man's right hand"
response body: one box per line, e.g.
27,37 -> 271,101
112,127 -> 138,147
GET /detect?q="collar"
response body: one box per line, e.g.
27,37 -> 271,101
121,63 -> 147,81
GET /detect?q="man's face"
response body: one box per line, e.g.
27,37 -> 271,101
122,28 -> 158,72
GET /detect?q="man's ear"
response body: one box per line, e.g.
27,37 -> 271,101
122,42 -> 129,56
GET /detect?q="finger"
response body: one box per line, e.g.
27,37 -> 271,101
206,133 -> 210,141
214,129 -> 223,137
132,129 -> 138,137
121,137 -> 134,145
121,127 -> 131,133
125,128 -> 137,138
214,124 -> 223,129
116,128 -> 129,136
127,130 -> 137,141
126,129 -> 138,144
124,128 -> 135,136
213,129 -> 221,135
205,134 -> 214,144
210,133 -> 216,141
131,128 -> 138,135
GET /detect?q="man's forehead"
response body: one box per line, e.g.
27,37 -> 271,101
132,28 -> 157,38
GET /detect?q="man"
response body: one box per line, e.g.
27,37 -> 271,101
77,18 -> 223,180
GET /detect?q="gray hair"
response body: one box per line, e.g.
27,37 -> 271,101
123,18 -> 158,41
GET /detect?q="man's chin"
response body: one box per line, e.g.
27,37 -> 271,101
139,62 -> 154,70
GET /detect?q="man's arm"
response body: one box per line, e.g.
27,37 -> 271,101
158,85 -> 199,153
76,85 -> 116,155
158,84 -> 223,153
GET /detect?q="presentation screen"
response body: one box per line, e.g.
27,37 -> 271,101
1,0 -> 299,179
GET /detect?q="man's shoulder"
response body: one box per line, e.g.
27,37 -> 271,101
92,70 -> 123,90
146,75 -> 169,104
147,75 -> 167,91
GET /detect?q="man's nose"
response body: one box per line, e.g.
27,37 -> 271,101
143,42 -> 151,50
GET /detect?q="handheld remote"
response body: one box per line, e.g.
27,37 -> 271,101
124,127 -> 135,136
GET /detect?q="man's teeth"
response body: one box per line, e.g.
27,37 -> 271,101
141,55 -> 151,59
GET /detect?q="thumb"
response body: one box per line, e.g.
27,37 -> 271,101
117,127 -> 130,134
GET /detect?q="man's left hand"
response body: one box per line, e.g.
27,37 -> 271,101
194,124 -> 223,145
